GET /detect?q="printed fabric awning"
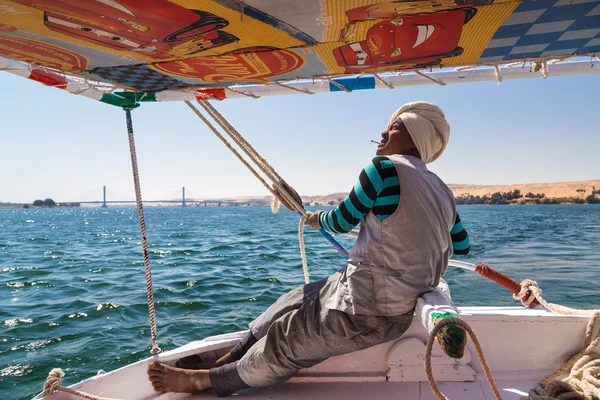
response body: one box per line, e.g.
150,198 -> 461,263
0,0 -> 599,98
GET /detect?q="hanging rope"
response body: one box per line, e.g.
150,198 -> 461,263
192,101 -> 350,259
189,101 -> 350,255
184,101 -> 278,200
184,101 -> 312,283
298,215 -> 309,284
425,318 -> 503,400
37,108 -> 162,399
125,108 -> 161,355
185,100 -> 354,284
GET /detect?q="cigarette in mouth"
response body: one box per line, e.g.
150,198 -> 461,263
370,140 -> 381,145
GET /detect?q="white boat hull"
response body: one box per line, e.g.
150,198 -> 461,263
40,306 -> 599,400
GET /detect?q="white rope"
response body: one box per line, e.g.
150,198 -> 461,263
271,196 -> 281,213
416,70 -> 447,86
373,73 -> 394,90
298,216 -> 310,284
226,86 -> 260,99
186,101 -> 311,284
184,101 -> 279,200
197,101 -> 306,216
494,64 -> 503,83
425,319 -> 503,400
425,279 -> 600,400
542,61 -> 549,79
198,101 -> 283,183
125,108 -> 161,356
273,81 -> 315,95
38,368 -> 122,400
327,78 -> 352,92
512,280 -> 600,399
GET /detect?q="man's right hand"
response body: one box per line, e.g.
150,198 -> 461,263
305,211 -> 322,229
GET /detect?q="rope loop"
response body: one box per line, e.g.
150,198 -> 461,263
38,368 -> 122,400
43,368 -> 65,395
425,318 -> 503,400
514,279 -> 540,307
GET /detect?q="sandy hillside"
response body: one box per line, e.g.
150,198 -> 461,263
448,180 -> 600,199
301,181 -> 600,204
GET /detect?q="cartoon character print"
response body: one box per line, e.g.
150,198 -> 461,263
152,46 -> 305,83
12,0 -> 239,59
344,0 -> 492,22
0,34 -> 88,72
333,7 -> 477,73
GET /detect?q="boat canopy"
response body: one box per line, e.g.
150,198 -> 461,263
0,0 -> 599,105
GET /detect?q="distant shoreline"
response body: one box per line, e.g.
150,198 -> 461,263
3,179 -> 599,208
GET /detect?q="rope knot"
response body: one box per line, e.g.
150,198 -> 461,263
514,279 -> 540,307
527,380 -> 583,399
43,368 -> 65,395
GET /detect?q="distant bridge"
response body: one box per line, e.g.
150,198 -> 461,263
61,186 -> 258,208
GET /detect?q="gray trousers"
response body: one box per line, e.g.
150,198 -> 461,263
209,272 -> 413,397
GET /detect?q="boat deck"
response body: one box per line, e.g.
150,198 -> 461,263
43,307 -> 596,400
159,380 -> 536,399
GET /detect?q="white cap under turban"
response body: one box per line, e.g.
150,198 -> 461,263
388,101 -> 450,164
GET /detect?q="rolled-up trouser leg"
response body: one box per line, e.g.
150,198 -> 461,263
235,295 -> 413,388
228,274 -> 333,362
209,361 -> 249,397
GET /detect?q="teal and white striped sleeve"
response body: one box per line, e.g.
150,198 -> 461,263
451,214 -> 470,255
318,157 -> 400,234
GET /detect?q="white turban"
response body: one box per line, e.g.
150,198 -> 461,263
388,101 -> 450,164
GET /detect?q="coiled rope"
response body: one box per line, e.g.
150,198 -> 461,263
514,281 -> 600,400
424,277 -> 600,400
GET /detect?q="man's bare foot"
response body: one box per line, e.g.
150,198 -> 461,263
176,353 -> 217,369
148,362 -> 212,393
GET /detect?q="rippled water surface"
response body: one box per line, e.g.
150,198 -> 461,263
1,205 -> 599,399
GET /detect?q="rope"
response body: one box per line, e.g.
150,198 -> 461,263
521,312 -> 600,400
196,101 -> 306,217
514,279 -> 596,316
199,101 -> 286,186
327,78 -> 352,92
425,276 -> 600,400
184,101 -> 279,201
39,368 -> 122,400
425,318 -> 503,400
511,280 -> 600,399
298,215 -> 310,284
185,101 -> 312,283
373,73 -> 395,90
475,264 -> 539,307
416,70 -> 447,86
125,108 -> 161,355
273,81 -> 315,95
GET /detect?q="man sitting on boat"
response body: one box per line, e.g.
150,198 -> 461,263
148,101 -> 471,396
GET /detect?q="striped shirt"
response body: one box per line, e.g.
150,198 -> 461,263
318,156 -> 470,255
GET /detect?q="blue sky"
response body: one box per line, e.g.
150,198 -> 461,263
1,71 -> 599,203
